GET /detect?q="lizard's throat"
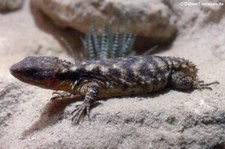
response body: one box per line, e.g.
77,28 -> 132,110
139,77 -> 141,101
51,80 -> 77,94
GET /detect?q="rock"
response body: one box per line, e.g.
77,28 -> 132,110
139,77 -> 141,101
162,0 -> 225,30
31,0 -> 178,52
0,0 -> 24,13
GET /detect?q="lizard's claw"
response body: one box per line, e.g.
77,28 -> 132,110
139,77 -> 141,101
71,102 -> 91,124
194,80 -> 219,90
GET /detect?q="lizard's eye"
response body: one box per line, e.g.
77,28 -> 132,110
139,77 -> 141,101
24,69 -> 38,77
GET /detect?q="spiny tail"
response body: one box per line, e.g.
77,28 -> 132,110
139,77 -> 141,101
82,25 -> 136,60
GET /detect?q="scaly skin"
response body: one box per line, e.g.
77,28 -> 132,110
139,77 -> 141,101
10,56 -> 219,124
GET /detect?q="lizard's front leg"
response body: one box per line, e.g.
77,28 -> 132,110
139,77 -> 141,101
71,82 -> 99,124
51,91 -> 75,100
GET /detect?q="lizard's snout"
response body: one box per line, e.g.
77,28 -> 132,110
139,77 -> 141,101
10,62 -> 28,81
10,63 -> 19,76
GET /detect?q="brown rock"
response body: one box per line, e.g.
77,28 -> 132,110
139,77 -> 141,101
31,0 -> 177,52
0,0 -> 24,13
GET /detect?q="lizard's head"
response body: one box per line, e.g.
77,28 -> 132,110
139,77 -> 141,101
10,56 -> 72,89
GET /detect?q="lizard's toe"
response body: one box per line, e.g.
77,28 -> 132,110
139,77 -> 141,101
194,80 -> 219,90
71,102 -> 91,124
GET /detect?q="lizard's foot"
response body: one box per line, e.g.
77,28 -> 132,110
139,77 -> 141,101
194,80 -> 219,90
71,102 -> 91,124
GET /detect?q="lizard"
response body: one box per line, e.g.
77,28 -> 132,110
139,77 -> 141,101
10,56 -> 219,124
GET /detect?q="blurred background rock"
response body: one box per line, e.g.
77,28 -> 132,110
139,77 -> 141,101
0,0 -> 24,13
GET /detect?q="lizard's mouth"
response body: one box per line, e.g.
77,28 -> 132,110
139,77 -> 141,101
10,63 -> 21,78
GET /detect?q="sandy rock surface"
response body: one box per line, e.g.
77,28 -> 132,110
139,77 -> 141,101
0,0 -> 225,149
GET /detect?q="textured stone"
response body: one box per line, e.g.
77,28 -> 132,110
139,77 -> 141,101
31,0 -> 178,51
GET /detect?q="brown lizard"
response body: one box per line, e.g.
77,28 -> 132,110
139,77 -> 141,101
10,56 -> 218,124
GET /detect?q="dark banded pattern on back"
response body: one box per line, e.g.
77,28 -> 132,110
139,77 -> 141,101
56,56 -> 174,96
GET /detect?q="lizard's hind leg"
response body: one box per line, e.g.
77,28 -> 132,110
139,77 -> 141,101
170,71 -> 194,90
170,71 -> 219,90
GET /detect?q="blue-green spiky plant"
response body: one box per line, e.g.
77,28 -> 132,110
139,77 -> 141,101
82,25 -> 136,60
